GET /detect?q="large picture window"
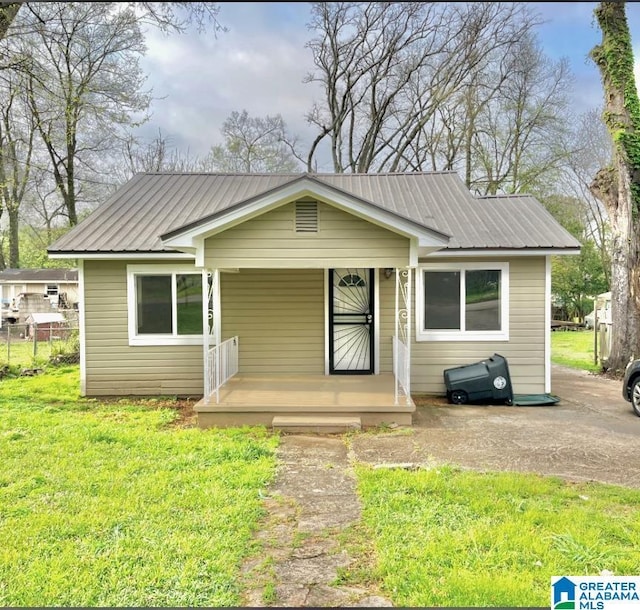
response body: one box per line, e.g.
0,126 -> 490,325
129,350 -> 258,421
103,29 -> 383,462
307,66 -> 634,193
128,266 -> 204,345
416,263 -> 508,341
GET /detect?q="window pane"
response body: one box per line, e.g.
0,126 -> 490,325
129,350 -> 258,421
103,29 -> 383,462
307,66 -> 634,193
177,274 -> 203,335
466,270 -> 501,330
137,275 -> 172,334
424,271 -> 460,329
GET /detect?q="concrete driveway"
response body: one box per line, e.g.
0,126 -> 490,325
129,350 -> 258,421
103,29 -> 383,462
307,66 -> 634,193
350,365 -> 640,488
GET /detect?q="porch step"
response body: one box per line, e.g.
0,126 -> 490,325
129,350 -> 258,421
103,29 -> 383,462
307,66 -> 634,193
272,415 -> 362,434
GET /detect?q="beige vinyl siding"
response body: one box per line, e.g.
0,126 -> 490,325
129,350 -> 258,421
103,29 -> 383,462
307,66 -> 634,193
378,257 -> 546,395
205,200 -> 410,269
221,268 -> 324,374
378,268 -> 397,374
83,256 -> 545,398
83,260 -> 203,396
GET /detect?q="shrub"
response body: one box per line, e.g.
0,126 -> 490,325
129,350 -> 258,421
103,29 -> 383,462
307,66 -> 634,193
49,331 -> 80,365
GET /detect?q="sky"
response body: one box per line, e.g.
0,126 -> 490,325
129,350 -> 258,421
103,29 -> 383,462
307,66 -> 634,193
135,2 -> 640,172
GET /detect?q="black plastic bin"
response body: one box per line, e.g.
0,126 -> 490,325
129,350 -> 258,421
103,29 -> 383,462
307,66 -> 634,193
443,353 -> 513,405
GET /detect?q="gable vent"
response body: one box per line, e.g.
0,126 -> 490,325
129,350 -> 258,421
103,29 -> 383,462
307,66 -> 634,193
295,201 -> 318,233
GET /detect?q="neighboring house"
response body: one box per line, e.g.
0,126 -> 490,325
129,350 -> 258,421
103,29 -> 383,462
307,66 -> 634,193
0,268 -> 79,325
48,172 -> 580,429
585,291 -> 612,329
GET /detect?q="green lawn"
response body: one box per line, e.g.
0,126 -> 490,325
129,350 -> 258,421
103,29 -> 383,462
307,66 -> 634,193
0,366 -> 278,607
343,465 -> 640,607
0,337 -> 54,367
551,329 -> 601,372
3,363 -> 638,607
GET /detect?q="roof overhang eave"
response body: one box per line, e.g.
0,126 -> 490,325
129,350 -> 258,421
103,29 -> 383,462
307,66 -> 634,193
422,247 -> 582,258
48,250 -> 195,260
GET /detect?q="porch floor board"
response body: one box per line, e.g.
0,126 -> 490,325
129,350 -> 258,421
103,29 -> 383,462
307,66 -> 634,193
195,373 -> 414,429
196,373 -> 412,410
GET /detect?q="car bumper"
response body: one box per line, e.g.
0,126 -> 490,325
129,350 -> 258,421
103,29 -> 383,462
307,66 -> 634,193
623,361 -> 640,401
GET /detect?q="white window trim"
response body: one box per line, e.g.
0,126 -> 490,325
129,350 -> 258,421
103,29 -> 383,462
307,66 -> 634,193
416,262 -> 509,342
127,264 -> 203,346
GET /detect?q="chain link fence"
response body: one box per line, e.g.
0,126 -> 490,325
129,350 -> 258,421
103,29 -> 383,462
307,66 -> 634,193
0,319 -> 80,367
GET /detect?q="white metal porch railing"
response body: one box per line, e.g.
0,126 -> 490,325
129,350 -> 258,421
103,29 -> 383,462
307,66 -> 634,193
205,336 -> 239,404
392,335 -> 411,405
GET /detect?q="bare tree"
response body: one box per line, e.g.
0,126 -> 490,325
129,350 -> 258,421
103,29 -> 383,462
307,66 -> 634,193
0,2 -> 224,40
114,129 -> 209,184
470,33 -> 572,195
0,66 -> 35,268
1,1 -> 224,229
12,3 -> 152,226
304,2 -> 540,173
207,110 -> 301,173
561,109 -> 613,286
402,29 -> 570,193
589,1 -> 640,372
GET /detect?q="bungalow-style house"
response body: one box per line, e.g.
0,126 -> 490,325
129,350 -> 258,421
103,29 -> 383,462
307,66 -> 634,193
48,172 -> 580,430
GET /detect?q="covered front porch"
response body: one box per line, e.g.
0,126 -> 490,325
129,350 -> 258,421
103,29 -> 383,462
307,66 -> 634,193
195,265 -> 415,430
195,371 -> 415,430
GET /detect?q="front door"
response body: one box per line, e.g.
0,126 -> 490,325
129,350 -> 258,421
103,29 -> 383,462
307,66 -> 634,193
329,268 -> 374,374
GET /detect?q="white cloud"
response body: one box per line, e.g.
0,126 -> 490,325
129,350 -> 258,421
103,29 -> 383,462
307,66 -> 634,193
133,1 -> 640,166
135,2 -> 321,160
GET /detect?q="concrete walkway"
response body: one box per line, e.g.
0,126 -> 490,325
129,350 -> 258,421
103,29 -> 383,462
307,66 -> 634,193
241,435 -> 392,607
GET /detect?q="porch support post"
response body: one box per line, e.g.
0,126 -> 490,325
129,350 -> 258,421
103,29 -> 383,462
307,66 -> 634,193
202,269 -> 211,405
406,268 -> 412,405
394,267 -> 412,405
212,269 -> 221,403
394,269 -> 399,405
202,268 -> 221,405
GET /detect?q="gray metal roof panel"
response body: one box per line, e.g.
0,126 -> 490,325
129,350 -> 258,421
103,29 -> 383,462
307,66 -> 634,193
0,268 -> 78,282
470,194 -> 581,250
161,173 -> 450,241
48,172 -> 580,253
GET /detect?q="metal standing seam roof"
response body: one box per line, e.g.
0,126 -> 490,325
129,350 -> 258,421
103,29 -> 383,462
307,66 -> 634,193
25,312 -> 67,324
0,268 -> 78,282
47,172 -> 581,254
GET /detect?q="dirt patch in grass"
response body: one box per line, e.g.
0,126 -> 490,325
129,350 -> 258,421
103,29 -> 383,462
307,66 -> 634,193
412,393 -> 449,407
89,395 -> 200,428
165,398 -> 198,427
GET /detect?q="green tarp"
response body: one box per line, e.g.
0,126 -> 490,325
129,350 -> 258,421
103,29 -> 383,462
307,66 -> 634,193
512,394 -> 561,406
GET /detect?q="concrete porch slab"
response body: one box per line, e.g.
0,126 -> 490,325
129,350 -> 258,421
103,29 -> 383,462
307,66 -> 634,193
195,373 -> 414,429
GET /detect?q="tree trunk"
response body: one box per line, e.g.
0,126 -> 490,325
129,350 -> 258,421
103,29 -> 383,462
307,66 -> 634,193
590,166 -> 640,370
590,2 -> 640,372
7,205 -> 19,268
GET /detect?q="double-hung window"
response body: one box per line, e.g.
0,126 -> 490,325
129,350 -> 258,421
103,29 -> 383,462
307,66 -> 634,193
127,265 -> 204,345
416,262 -> 509,341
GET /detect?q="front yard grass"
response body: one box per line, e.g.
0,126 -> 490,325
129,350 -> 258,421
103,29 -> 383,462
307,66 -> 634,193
551,329 -> 601,372
343,465 -> 640,607
4,364 -> 640,607
0,337 -> 53,368
0,366 -> 278,607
